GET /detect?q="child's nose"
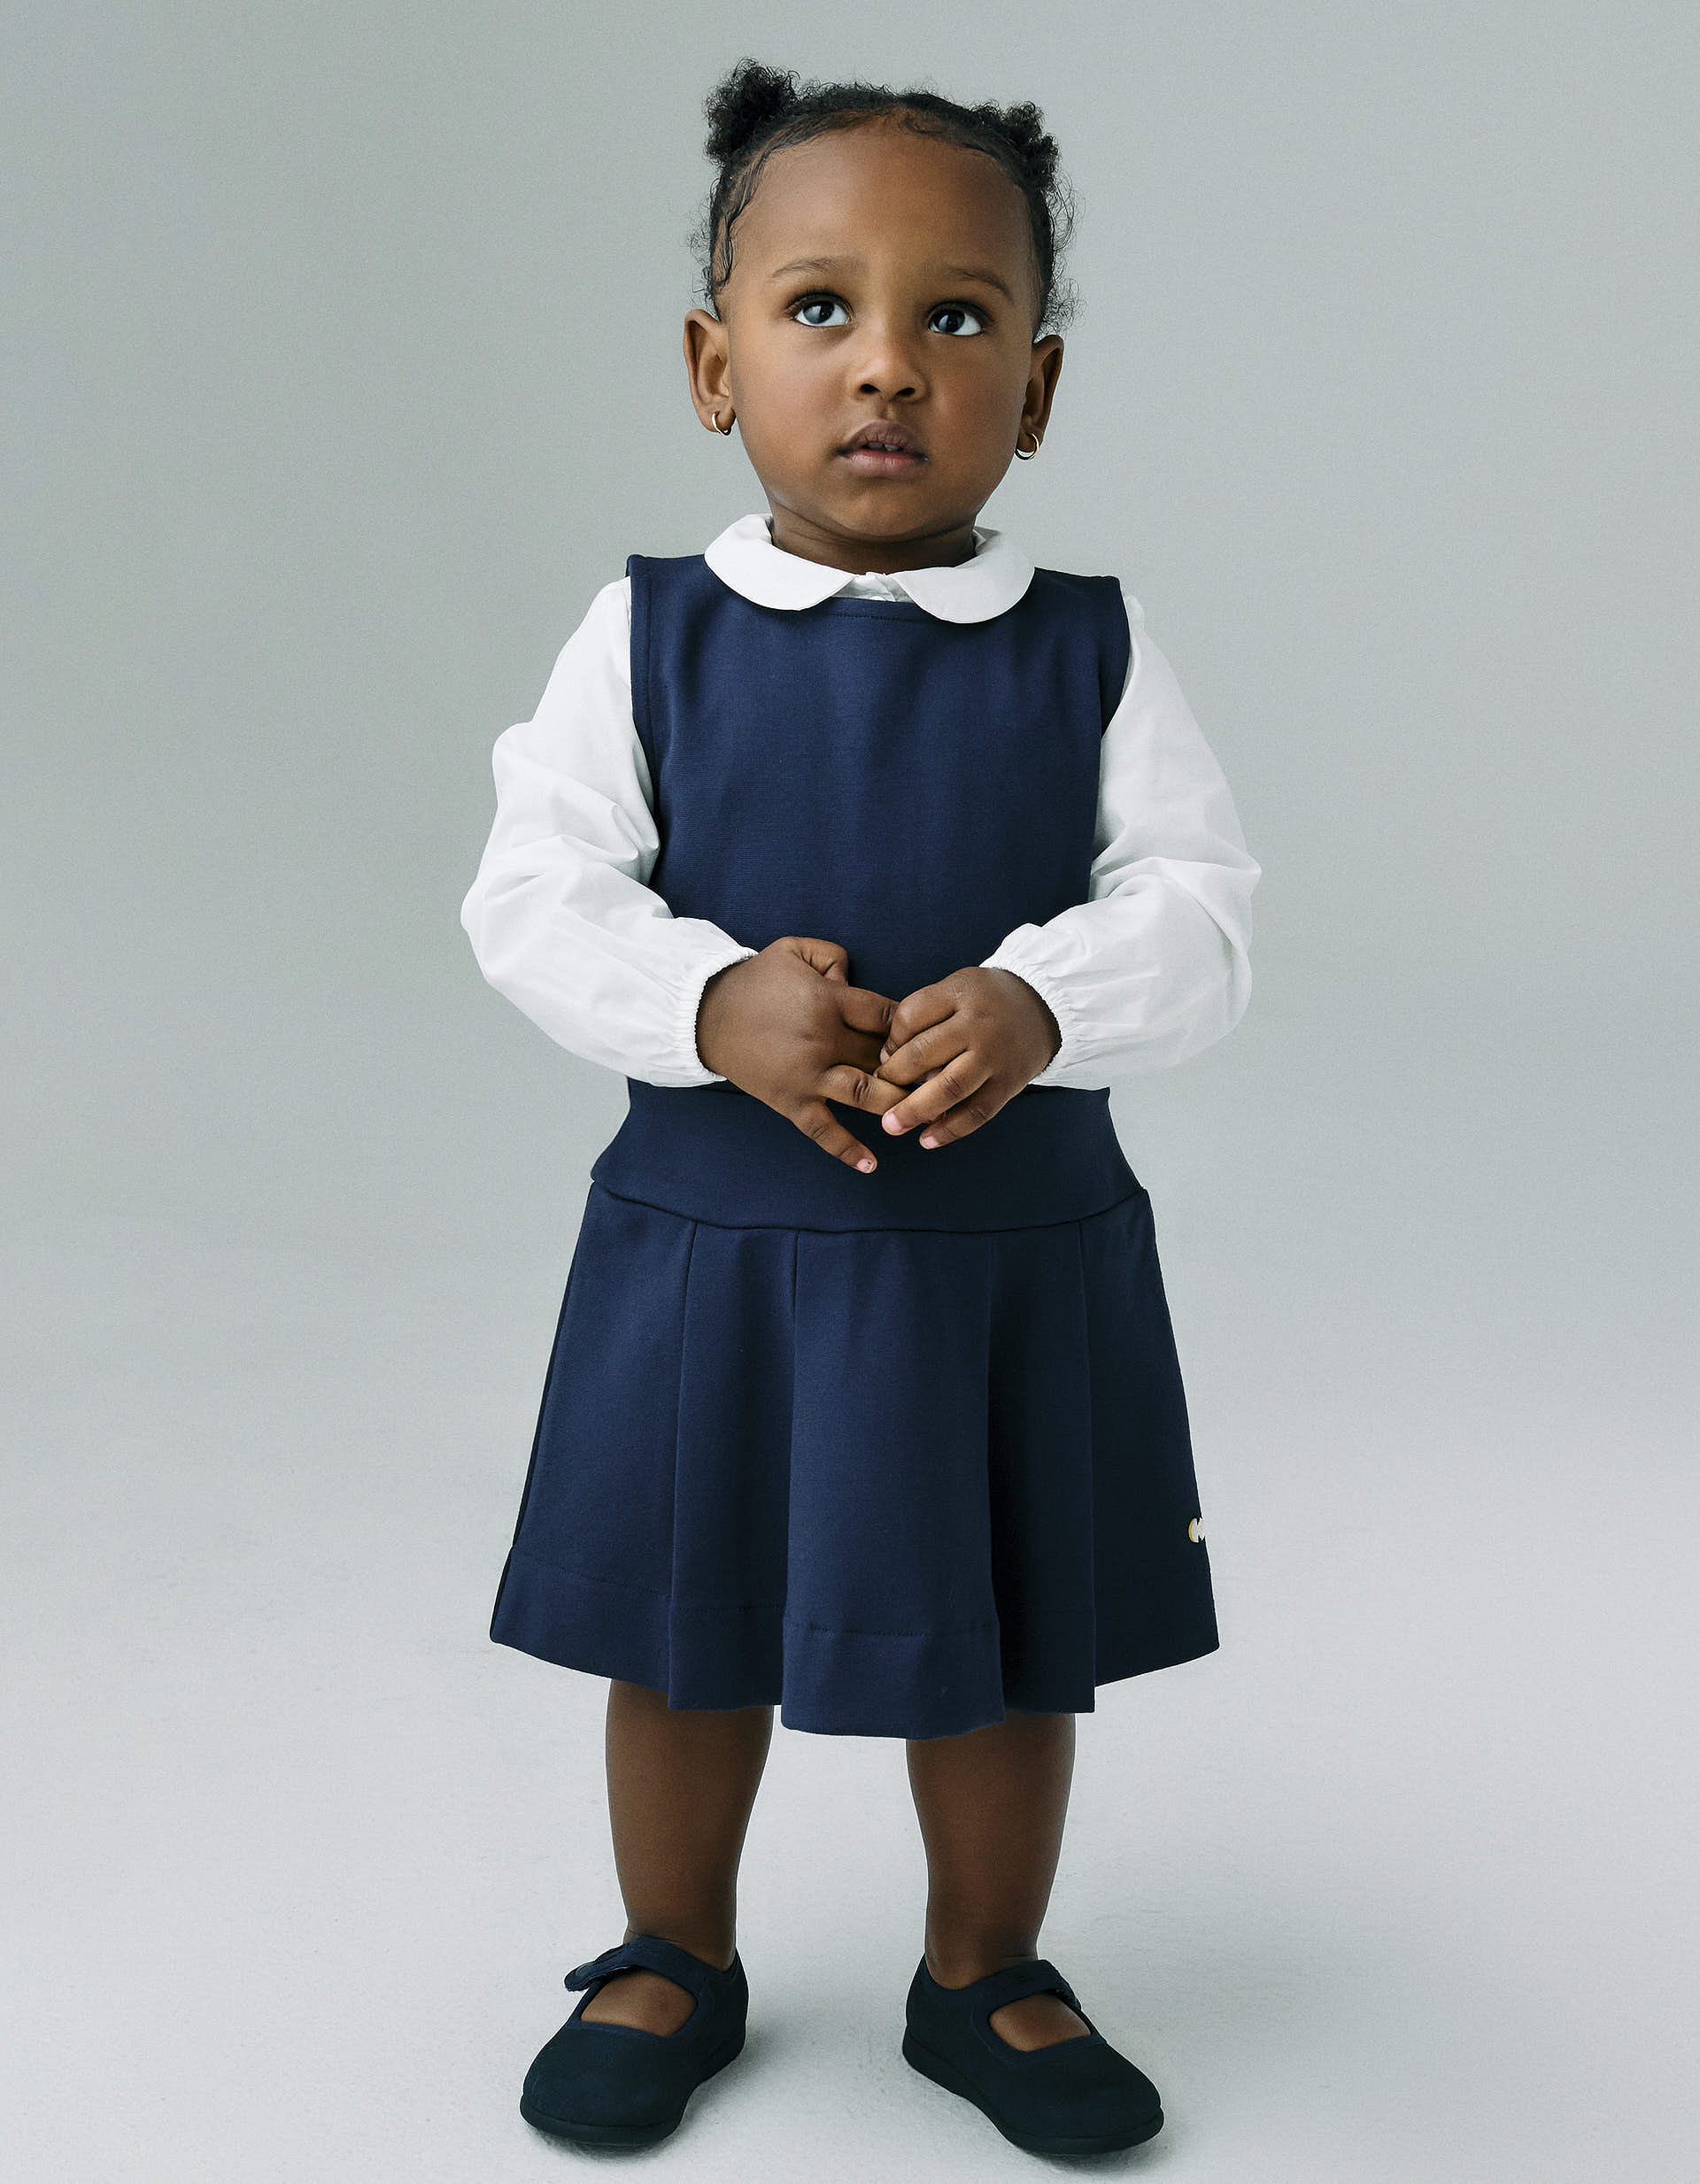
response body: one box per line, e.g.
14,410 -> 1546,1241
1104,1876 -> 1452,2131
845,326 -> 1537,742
855,367 -> 923,403
852,327 -> 926,401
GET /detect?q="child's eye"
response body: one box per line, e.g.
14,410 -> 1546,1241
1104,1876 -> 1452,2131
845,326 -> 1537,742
786,298 -> 987,336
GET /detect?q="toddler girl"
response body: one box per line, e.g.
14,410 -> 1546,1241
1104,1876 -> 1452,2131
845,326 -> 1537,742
460,58 -> 1259,2159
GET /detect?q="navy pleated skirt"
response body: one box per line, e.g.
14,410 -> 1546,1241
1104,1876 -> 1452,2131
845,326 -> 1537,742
491,1085 -> 1217,1739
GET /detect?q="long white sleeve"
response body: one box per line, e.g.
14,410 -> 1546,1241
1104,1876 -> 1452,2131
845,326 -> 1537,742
980,585 -> 1261,1087
459,579 -> 757,1085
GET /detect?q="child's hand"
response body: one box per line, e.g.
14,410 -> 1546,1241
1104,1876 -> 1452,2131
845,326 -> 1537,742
873,968 -> 1061,1149
696,938 -> 908,1172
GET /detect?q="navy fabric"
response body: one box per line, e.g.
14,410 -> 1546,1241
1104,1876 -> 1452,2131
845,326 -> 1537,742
628,557 -> 1130,1010
491,552 -> 1218,1736
594,556 -> 1134,1231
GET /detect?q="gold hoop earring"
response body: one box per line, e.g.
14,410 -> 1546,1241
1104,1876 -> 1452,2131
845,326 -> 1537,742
1015,428 -> 1040,460
713,411 -> 734,436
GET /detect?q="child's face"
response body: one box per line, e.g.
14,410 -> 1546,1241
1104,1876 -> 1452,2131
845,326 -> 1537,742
684,119 -> 1063,572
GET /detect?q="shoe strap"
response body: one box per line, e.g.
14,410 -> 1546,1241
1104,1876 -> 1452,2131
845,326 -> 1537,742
564,1934 -> 730,2002
953,1956 -> 1092,2028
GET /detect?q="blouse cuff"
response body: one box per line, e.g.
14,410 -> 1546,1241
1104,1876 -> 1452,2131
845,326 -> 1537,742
679,941 -> 760,1081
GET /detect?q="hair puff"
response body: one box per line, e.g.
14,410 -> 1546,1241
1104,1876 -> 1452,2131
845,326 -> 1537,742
703,58 -> 800,166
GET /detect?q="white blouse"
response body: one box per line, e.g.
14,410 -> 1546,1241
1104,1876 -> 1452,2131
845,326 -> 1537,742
460,513 -> 1261,1091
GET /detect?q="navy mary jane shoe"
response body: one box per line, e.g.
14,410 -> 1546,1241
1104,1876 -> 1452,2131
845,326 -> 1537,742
903,1955 -> 1163,2157
519,1933 -> 749,2148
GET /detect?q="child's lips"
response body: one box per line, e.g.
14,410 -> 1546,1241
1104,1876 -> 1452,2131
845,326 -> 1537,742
838,444 -> 927,475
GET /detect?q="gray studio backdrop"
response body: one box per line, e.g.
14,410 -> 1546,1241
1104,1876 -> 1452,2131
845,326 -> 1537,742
5,6 -> 1696,2182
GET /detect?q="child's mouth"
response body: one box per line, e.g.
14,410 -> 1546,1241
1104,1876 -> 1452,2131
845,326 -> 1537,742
840,446 -> 926,474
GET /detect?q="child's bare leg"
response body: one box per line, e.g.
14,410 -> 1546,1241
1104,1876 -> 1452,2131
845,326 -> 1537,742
906,1710 -> 1093,2050
578,1678 -> 774,2034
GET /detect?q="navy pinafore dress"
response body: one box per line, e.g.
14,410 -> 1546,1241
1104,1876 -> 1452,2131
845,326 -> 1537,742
490,552 -> 1218,1738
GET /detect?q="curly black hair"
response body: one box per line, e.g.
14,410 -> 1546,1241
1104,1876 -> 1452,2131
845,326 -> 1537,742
690,58 -> 1078,336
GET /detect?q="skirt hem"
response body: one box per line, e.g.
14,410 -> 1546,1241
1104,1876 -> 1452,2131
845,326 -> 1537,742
491,1546 -> 1218,1740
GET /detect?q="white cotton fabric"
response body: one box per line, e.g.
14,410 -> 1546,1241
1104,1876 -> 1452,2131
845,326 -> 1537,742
460,513 -> 1262,1090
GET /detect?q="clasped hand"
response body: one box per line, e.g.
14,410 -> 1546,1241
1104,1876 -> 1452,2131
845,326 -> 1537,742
695,936 -> 1061,1174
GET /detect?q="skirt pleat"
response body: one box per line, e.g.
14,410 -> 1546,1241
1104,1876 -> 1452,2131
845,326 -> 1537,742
490,1181 -> 1217,1739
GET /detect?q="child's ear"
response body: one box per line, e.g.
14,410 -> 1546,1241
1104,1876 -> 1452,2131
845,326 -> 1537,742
1022,336 -> 1065,445
684,309 -> 734,435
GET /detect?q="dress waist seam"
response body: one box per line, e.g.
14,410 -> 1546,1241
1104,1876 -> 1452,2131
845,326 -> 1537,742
590,1180 -> 1147,1237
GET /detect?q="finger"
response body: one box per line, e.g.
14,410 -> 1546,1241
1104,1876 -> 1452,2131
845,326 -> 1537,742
834,983 -> 898,1038
841,1030 -> 894,1080
909,1088 -> 1005,1149
784,936 -> 851,980
818,1063 -> 906,1115
885,982 -> 961,1051
792,1098 -> 881,1172
875,1024 -> 960,1087
880,1056 -> 999,1141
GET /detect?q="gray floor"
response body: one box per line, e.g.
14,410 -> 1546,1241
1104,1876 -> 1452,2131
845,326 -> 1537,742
5,996 -> 1696,2182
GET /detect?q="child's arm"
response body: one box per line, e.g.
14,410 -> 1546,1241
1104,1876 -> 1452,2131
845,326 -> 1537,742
977,586 -> 1260,1087
459,579 -> 758,1086
875,588 -> 1260,1145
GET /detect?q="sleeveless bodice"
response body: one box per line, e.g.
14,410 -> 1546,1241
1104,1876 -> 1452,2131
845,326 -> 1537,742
589,553 -> 1139,1231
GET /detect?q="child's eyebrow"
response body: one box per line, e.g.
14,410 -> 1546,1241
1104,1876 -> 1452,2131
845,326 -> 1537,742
766,253 -> 1017,305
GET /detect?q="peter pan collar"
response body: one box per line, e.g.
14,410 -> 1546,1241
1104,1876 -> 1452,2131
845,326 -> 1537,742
703,512 -> 1034,624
